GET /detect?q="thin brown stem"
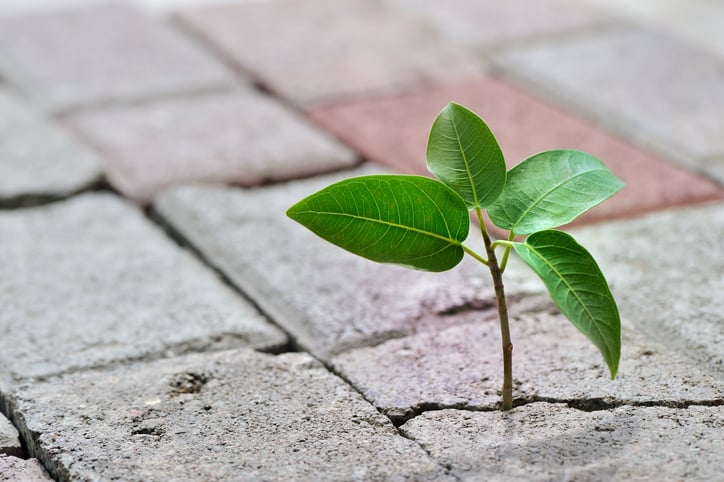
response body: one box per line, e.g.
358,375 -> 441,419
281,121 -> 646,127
475,209 -> 513,410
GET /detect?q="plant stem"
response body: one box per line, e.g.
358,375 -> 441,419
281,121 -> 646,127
475,209 -> 513,410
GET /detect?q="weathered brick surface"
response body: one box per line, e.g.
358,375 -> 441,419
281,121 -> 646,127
0,88 -> 102,203
68,88 -> 356,202
386,0 -> 607,46
8,350 -> 453,481
0,3 -> 236,112
155,169 -> 551,360
309,77 -> 724,226
0,455 -> 53,482
0,413 -> 22,457
177,0 -> 482,106
0,194 -> 286,390
333,313 -> 722,421
495,26 -> 724,167
400,403 -> 724,481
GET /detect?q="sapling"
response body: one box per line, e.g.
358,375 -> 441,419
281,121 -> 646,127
287,102 -> 623,410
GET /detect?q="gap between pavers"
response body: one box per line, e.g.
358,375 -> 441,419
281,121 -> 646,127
0,454 -> 53,481
0,412 -> 22,458
6,349 -> 455,482
154,166 -> 550,362
66,87 -> 357,203
0,193 -> 287,394
399,403 -> 724,481
0,3 -> 238,113
308,76 -> 724,226
493,25 -> 724,172
332,312 -> 722,423
176,0 -> 483,106
0,87 -> 102,205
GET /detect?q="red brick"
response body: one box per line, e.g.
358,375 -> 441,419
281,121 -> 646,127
0,4 -> 236,112
309,77 -> 724,225
68,89 -> 356,202
177,0 -> 482,106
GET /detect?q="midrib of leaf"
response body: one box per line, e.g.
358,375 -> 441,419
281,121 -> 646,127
521,242 -> 615,359
508,168 -> 610,230
450,113 -> 480,207
294,210 -> 463,246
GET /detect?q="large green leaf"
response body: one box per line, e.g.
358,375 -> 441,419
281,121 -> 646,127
287,175 -> 470,272
488,150 -> 624,234
514,230 -> 621,378
426,102 -> 506,209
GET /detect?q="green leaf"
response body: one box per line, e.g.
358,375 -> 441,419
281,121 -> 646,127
286,175 -> 470,272
514,230 -> 621,378
426,102 -> 506,209
488,150 -> 624,234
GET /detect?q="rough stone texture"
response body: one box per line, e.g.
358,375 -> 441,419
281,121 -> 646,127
177,0 -> 482,106
67,88 -> 357,202
0,194 -> 286,390
562,202 -> 724,376
309,77 -> 724,226
386,0 -> 607,46
155,168 -> 553,360
400,403 -> 724,481
495,26 -> 724,166
0,88 -> 102,203
0,455 -> 53,482
0,413 -> 22,457
333,314 -> 723,421
0,3 -> 236,112
8,349 -> 453,481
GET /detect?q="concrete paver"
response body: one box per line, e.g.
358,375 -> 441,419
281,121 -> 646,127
0,455 -> 53,482
310,77 -> 724,226
155,169 -> 554,360
400,403 -> 724,481
0,3 -> 236,112
386,0 -> 607,46
0,413 -> 22,457
8,349 -> 453,481
0,88 -> 102,203
562,202 -> 724,375
177,0 -> 482,106
495,26 -> 724,168
68,88 -> 357,202
0,194 -> 286,390
333,313 -> 722,421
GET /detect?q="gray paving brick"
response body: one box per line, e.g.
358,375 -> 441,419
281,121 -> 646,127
177,0 -> 482,106
333,313 -> 722,421
0,194 -> 286,390
8,349 -> 453,481
386,0 -> 607,46
68,88 -> 357,202
400,403 -> 724,481
0,3 -> 236,112
0,413 -> 22,457
0,89 -> 102,203
0,455 -> 53,482
154,168 -> 550,360
562,202 -> 724,376
495,26 -> 724,168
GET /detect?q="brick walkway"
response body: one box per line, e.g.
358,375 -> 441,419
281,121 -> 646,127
1,1 -> 723,480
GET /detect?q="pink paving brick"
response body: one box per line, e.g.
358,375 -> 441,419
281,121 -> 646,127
309,77 -> 724,226
386,0 -> 608,46
0,3 -> 236,112
67,88 -> 357,202
177,0 -> 482,106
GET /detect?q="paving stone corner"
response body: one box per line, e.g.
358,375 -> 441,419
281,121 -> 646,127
0,454 -> 53,482
0,412 -> 22,458
8,349 -> 454,481
0,192 -> 287,387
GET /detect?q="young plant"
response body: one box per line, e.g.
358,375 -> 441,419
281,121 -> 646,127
287,103 -> 623,410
